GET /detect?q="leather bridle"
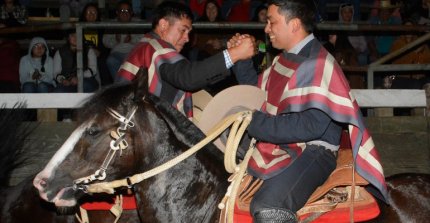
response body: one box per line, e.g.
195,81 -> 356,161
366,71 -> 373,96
73,106 -> 138,193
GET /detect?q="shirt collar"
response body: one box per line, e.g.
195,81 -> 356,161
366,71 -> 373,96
288,33 -> 314,54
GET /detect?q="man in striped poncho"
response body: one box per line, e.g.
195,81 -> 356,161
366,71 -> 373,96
229,0 -> 388,222
117,1 -> 255,119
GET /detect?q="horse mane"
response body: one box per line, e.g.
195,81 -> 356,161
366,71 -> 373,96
0,105 -> 37,187
144,91 -> 225,165
77,66 -> 217,149
76,72 -> 223,162
145,93 -> 208,147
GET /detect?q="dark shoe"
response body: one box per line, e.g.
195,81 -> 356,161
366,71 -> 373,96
253,208 -> 297,223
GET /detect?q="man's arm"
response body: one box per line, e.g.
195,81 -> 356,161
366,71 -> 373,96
159,52 -> 230,91
233,59 -> 258,86
247,109 -> 335,145
159,38 -> 256,91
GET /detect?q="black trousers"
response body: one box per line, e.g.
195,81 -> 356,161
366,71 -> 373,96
250,145 -> 337,215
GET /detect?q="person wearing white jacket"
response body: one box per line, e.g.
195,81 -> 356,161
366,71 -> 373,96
19,37 -> 55,93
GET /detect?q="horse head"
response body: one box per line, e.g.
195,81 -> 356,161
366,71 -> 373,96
33,69 -> 158,208
33,68 -> 228,221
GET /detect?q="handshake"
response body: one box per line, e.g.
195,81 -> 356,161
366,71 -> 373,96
226,33 -> 258,62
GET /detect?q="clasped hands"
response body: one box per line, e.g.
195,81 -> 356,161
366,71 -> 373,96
227,33 -> 258,62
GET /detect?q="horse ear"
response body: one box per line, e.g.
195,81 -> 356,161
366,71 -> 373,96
133,67 -> 149,102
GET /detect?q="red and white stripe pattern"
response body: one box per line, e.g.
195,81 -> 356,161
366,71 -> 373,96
248,40 -> 388,200
118,33 -> 193,118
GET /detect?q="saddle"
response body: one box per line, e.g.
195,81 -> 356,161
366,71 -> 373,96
231,149 -> 380,223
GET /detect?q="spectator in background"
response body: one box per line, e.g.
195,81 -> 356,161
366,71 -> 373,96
0,37 -> 20,92
54,31 -> 99,93
79,2 -> 112,86
190,0 -> 236,94
0,0 -> 27,28
368,0 -> 402,62
19,37 -> 55,93
323,34 -> 364,88
367,0 -> 402,88
226,0 -> 251,22
103,0 -> 142,81
79,3 -> 103,56
320,1 -> 367,88
190,0 -> 224,18
413,0 -> 430,25
194,0 -> 226,58
338,2 -> 369,65
252,3 -> 269,74
252,2 -> 268,23
387,19 -> 430,89
54,30 -> 100,122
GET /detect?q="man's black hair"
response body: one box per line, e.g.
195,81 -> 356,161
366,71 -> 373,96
152,1 -> 194,30
268,0 -> 316,33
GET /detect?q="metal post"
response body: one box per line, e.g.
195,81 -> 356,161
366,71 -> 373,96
76,23 -> 83,93
367,67 -> 374,89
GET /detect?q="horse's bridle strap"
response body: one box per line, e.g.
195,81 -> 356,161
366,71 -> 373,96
82,111 -> 254,195
74,106 -> 138,187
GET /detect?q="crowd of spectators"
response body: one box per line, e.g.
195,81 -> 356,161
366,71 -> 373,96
1,0 -> 430,116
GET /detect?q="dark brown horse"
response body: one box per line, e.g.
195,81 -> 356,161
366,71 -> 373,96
33,72 -> 229,222
31,71 -> 430,222
368,173 -> 430,223
0,106 -> 142,223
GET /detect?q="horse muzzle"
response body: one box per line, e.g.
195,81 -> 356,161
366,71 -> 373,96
52,187 -> 78,207
33,173 -> 79,207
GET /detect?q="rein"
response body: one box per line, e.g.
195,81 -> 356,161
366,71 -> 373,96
79,110 -> 254,194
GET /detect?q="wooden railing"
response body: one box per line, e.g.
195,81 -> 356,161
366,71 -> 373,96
0,89 -> 426,121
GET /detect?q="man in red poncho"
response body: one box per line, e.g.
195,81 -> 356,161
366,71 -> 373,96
117,1 -> 254,119
229,0 -> 388,222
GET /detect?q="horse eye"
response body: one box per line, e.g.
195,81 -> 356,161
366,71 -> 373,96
87,126 -> 100,136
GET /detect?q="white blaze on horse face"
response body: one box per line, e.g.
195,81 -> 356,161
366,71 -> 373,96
33,120 -> 94,195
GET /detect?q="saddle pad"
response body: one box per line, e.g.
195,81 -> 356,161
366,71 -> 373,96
81,194 -> 137,211
231,147 -> 378,222
233,188 -> 380,223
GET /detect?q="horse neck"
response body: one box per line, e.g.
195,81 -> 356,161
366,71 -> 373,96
138,95 -> 229,182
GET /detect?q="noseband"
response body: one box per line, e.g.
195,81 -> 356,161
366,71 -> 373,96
73,106 -> 138,193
